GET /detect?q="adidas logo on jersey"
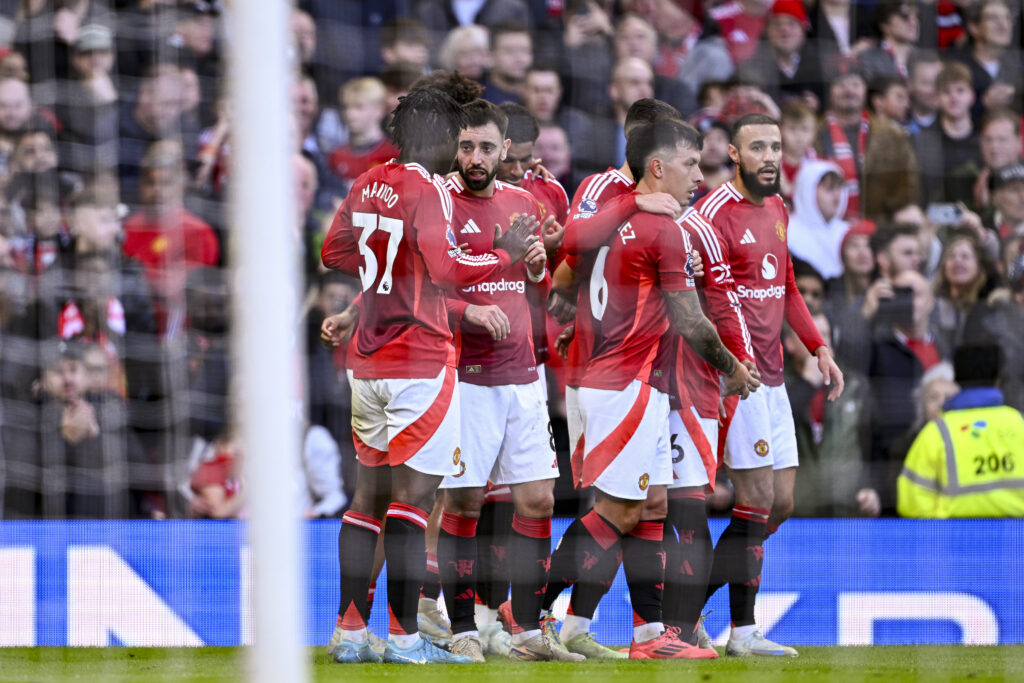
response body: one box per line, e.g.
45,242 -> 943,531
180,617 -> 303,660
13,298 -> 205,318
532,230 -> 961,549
461,219 -> 482,234
740,229 -> 757,244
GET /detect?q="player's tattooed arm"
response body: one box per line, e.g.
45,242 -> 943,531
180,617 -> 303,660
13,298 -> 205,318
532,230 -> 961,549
665,289 -> 760,397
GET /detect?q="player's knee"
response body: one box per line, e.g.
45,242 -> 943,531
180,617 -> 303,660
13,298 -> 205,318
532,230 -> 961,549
640,486 -> 668,520
516,489 -> 554,519
444,487 -> 485,517
771,497 -> 794,524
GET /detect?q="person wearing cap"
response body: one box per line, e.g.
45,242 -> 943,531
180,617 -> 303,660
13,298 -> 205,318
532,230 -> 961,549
898,343 -> 1024,518
815,56 -> 919,221
859,1 -> 920,83
737,0 -> 825,111
989,162 -> 1024,241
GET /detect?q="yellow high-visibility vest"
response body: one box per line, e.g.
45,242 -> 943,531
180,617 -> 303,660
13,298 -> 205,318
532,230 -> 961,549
897,405 -> 1024,518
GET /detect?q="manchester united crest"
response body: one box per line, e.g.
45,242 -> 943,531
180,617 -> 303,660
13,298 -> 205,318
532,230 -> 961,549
453,447 -> 461,465
638,473 -> 650,491
775,220 -> 786,242
754,439 -> 770,457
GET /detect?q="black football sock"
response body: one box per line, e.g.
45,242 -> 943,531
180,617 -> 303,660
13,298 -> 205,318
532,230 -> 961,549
437,510 -> 479,635
421,552 -> 441,601
477,499 -> 513,609
337,510 -> 382,630
705,505 -> 768,628
509,512 -> 552,633
664,494 -> 713,641
383,503 -> 431,637
622,520 -> 666,629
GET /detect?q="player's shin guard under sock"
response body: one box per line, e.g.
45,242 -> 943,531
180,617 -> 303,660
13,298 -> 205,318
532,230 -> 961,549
337,510 -> 382,629
623,520 -> 666,631
553,510 -> 625,614
477,499 -> 513,609
509,513 -> 552,633
383,503 -> 430,637
705,505 -> 768,627
541,515 -> 583,611
437,511 -> 479,635
421,552 -> 442,600
567,541 -> 623,620
664,495 -> 713,639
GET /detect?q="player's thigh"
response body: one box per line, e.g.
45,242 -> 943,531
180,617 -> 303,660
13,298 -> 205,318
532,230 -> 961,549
667,409 -> 714,489
493,379 -> 558,486
766,384 -> 799,471
440,382 -> 508,490
382,365 -> 461,477
724,388 -> 777,470
348,371 -> 390,469
579,381 -> 671,501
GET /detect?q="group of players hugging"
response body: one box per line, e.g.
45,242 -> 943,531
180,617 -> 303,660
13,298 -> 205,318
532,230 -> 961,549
317,78 -> 844,664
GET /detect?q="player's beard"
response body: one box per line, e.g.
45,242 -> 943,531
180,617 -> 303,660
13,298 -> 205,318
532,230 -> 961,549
459,161 -> 499,192
738,161 -> 780,198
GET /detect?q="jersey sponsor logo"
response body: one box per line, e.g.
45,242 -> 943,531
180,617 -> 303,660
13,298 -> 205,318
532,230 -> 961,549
776,220 -> 787,242
461,218 -> 482,234
638,473 -> 650,491
462,279 -> 526,294
740,229 -> 757,245
761,253 -> 779,280
736,283 -> 785,301
754,439 -> 770,457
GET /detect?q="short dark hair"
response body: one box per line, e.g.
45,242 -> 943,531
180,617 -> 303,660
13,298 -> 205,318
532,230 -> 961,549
874,0 -> 915,36
499,102 -> 539,143
980,107 -> 1021,137
461,99 -> 509,138
626,118 -> 702,181
869,223 -> 919,256
380,17 -> 429,49
966,0 -> 1012,27
953,343 -> 1002,388
410,70 -> 484,105
868,75 -> 906,107
623,98 -> 682,136
489,21 -> 530,51
379,62 -> 423,93
731,113 -> 779,144
907,49 -> 940,79
388,87 -> 467,153
792,256 -> 825,285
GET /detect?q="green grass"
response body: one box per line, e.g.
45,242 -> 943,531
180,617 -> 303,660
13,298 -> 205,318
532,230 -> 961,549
0,646 -> 1021,682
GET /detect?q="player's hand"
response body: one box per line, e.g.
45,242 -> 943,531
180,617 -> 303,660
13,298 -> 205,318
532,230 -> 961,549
527,159 -> 556,181
722,358 -> 759,399
320,307 -> 358,348
547,289 -> 577,325
464,304 -> 511,341
689,249 -> 704,279
541,216 -> 565,254
555,324 -> 575,360
494,214 -> 541,263
457,241 -> 473,254
742,359 -> 761,384
815,346 -> 845,401
636,192 -> 682,219
524,240 -> 547,278
861,278 -> 893,319
856,487 -> 881,517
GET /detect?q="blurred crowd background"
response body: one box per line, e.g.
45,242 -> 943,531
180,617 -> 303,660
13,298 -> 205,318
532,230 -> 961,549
0,0 -> 1022,522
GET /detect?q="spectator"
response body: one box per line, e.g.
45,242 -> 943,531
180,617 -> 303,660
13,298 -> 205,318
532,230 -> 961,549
693,119 -> 733,203
739,0 -> 825,112
122,140 -> 219,337
169,0 -> 222,128
949,0 -> 1022,119
291,8 -> 317,73
437,24 -> 490,81
931,229 -> 1001,360
0,49 -> 30,83
183,265 -> 229,443
904,49 -> 942,135
989,162 -> 1024,241
913,61 -> 982,207
898,344 -> 1024,518
793,258 -> 826,316
859,1 -> 919,82
613,12 -> 693,115
9,128 -> 59,176
891,203 -> 942,278
863,269 -> 941,515
188,429 -> 244,518
7,174 -> 67,275
807,0 -> 872,63
326,77 -> 398,198
416,0 -> 533,54
707,0 -> 774,65
520,66 -> 589,145
788,161 -> 849,279
481,21 -> 532,104
0,77 -> 56,173
815,58 -> 919,220
972,109 -> 1023,212
55,24 -> 119,178
867,75 -> 909,126
532,121 -> 571,187
379,17 -> 431,73
779,100 -> 818,203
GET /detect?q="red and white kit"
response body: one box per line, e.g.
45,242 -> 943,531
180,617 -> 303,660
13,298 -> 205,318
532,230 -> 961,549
694,182 -> 824,470
440,176 -> 557,489
574,209 -> 696,500
322,161 -> 513,473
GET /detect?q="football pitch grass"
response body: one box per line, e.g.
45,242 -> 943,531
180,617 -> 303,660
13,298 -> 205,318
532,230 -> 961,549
1,646 -> 1022,682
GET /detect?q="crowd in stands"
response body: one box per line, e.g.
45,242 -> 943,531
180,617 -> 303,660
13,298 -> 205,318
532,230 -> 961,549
0,0 -> 1022,520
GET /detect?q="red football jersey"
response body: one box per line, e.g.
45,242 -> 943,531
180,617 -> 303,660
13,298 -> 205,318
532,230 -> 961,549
321,161 -> 512,379
328,137 -> 399,187
677,207 -> 755,418
694,181 -> 824,387
580,211 -> 695,391
444,175 -> 547,386
562,168 -> 636,387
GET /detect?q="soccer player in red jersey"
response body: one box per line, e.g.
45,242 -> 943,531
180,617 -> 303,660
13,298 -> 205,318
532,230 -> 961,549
560,117 -> 760,660
694,113 -> 844,657
319,87 -> 539,665
432,100 -> 581,663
